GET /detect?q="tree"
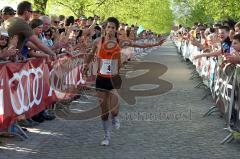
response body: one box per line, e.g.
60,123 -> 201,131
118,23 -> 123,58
32,0 -> 174,33
33,0 -> 48,13
52,0 -> 108,17
172,0 -> 240,26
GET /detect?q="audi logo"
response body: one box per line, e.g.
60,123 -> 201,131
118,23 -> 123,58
48,64 -> 85,98
9,68 -> 44,115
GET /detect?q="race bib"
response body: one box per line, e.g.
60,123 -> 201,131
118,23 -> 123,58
99,59 -> 118,75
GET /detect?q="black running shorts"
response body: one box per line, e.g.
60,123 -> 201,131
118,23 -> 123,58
96,75 -> 122,91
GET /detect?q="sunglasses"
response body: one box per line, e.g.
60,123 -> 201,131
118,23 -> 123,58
54,21 -> 60,24
28,10 -> 33,13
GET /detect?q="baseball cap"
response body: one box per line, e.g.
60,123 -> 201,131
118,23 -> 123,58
0,30 -> 9,37
1,6 -> 16,15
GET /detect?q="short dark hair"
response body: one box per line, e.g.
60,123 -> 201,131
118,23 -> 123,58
2,6 -> 16,15
106,17 -> 119,30
233,33 -> 240,42
44,28 -> 53,37
94,25 -> 101,31
223,19 -> 236,29
209,27 -> 215,33
213,23 -> 222,28
17,1 -> 32,15
29,19 -> 43,29
87,16 -> 94,21
219,25 -> 230,32
59,15 -> 65,21
65,16 -> 74,26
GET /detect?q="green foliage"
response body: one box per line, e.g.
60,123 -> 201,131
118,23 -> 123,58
33,0 -> 48,13
173,0 -> 240,26
31,0 -> 174,33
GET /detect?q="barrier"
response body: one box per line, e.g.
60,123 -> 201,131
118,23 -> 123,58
0,53 -> 95,130
173,38 -> 240,144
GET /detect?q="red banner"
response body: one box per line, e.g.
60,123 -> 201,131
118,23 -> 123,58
0,54 -> 95,129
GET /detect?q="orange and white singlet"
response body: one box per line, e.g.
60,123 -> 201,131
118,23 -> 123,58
97,37 -> 121,78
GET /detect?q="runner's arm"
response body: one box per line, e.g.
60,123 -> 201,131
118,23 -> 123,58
124,39 -> 166,48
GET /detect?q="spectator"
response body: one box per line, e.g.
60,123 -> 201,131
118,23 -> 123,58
28,19 -> 50,58
59,15 -> 65,22
1,6 -> 15,21
235,22 -> 240,35
79,16 -> 87,29
213,23 -> 222,34
43,28 -> 54,46
86,16 -> 94,27
92,25 -> 101,40
65,16 -> 74,27
29,18 -> 56,123
0,30 -> 17,60
39,15 -> 61,49
58,21 -> 65,34
3,1 -> 56,58
31,10 -> 41,20
50,15 -> 60,30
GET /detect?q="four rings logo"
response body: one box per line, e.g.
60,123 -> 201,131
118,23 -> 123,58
48,61 -> 85,98
9,68 -> 44,115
